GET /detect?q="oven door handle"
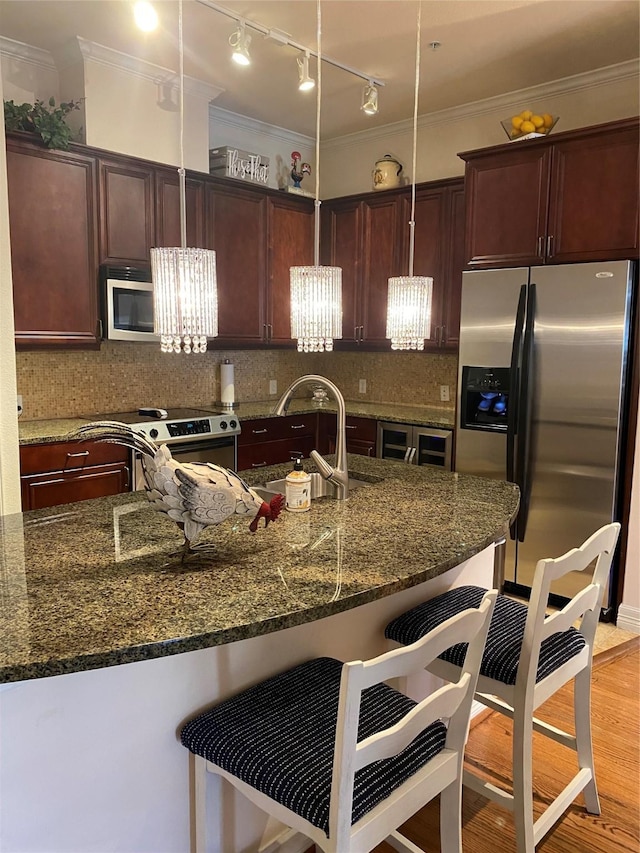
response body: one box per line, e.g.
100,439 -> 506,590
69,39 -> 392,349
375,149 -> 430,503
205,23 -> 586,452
163,437 -> 236,454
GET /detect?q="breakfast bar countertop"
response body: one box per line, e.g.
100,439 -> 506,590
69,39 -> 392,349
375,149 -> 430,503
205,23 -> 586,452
0,455 -> 518,684
17,401 -> 454,445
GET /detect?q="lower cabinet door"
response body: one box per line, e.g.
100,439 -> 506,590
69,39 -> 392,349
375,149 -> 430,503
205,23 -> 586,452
21,464 -> 130,511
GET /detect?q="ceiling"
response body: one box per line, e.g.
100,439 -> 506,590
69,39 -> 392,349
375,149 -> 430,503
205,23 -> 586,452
0,0 -> 638,138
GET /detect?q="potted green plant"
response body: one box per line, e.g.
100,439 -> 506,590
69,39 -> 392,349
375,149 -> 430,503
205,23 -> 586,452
3,96 -> 83,150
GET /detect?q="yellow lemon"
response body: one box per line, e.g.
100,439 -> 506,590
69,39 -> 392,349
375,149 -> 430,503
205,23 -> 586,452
520,109 -> 533,120
510,128 -> 521,139
512,115 -> 524,129
531,115 -> 544,129
543,113 -> 554,128
520,120 -> 536,134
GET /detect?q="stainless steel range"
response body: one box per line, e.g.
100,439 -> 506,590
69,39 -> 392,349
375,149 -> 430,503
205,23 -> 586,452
94,408 -> 241,490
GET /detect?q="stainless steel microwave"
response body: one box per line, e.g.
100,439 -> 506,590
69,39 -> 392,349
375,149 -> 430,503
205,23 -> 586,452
100,265 -> 159,342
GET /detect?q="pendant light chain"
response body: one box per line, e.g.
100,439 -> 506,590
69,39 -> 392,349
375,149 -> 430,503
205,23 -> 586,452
385,0 -> 432,351
150,0 -> 219,353
179,0 -> 187,248
313,0 -> 321,266
288,0 -> 342,353
408,1 -> 421,277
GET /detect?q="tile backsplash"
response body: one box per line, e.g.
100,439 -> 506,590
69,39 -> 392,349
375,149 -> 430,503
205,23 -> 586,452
15,343 -> 457,420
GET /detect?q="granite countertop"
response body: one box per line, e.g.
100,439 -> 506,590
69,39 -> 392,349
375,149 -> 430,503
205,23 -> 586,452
18,402 -> 454,445
0,455 -> 518,684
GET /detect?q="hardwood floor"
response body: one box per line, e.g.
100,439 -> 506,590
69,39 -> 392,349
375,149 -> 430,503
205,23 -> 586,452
371,638 -> 640,853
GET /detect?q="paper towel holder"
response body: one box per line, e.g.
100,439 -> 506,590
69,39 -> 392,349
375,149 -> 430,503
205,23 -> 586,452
216,358 -> 239,411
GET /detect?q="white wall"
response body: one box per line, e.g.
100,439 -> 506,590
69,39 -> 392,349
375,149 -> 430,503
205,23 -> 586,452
320,60 -> 640,198
0,64 -> 21,516
209,106 -> 315,192
0,35 -> 59,104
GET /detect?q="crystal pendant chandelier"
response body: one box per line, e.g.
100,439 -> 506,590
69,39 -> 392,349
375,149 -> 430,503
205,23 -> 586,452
386,2 -> 432,352
150,0 -> 218,354
289,0 -> 342,353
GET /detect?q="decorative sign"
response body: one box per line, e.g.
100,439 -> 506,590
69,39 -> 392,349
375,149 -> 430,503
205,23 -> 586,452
209,146 -> 269,185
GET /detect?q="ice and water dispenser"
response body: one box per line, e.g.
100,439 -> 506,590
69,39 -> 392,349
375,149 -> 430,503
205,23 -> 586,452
460,366 -> 511,431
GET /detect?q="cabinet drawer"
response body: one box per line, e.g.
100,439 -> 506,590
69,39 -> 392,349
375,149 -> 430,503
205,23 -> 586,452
238,414 -> 316,445
238,436 -> 315,471
20,440 -> 129,475
21,464 -> 130,511
343,416 -> 377,442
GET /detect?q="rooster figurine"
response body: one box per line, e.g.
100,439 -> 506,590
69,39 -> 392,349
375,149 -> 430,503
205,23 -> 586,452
68,422 -> 284,559
290,150 -> 311,189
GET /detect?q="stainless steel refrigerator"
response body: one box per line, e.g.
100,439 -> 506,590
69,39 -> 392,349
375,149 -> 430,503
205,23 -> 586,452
455,260 -> 635,606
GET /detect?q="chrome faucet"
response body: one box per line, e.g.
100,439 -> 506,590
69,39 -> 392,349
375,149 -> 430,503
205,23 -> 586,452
274,374 -> 349,500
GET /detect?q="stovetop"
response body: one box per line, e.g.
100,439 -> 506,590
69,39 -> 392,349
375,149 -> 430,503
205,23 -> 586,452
84,408 -> 241,442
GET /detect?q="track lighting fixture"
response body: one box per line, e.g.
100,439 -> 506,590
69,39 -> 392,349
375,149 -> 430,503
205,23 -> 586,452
297,51 -> 315,92
361,81 -> 378,115
229,22 -> 251,66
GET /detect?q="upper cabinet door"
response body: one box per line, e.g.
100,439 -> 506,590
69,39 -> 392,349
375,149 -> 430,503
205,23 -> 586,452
405,187 -> 447,347
441,183 -> 466,350
208,184 -> 267,345
361,195 -> 403,345
267,195 -> 314,346
99,159 -> 155,265
463,146 -> 551,269
321,200 -> 362,343
155,169 -> 206,249
547,123 -> 639,263
6,140 -> 100,348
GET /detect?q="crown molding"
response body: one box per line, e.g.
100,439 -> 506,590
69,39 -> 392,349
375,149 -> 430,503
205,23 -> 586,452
72,37 -> 223,102
324,59 -> 640,149
0,35 -> 56,71
209,105 -> 314,149
0,34 -> 223,103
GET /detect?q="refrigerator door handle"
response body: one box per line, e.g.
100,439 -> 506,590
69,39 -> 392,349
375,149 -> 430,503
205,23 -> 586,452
507,284 -> 527,486
516,282 -> 537,542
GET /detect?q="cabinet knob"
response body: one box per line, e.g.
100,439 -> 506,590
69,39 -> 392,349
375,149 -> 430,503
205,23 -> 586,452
537,236 -> 544,257
251,461 -> 267,468
290,424 -> 306,430
252,428 -> 268,435
546,235 -> 554,258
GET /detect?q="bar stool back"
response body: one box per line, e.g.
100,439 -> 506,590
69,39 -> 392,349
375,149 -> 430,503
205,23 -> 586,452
385,522 -> 621,852
181,590 -> 496,853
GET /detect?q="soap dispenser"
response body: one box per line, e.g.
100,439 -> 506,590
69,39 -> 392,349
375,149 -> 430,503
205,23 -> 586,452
285,455 -> 311,513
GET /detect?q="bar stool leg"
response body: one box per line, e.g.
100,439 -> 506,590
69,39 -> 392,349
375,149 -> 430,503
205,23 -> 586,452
513,704 -> 535,853
574,665 -> 600,815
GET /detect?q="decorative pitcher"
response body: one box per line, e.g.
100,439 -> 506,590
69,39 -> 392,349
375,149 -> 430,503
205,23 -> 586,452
372,154 -> 403,191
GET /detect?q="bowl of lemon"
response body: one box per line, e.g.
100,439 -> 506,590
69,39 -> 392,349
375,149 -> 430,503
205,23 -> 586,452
501,111 -> 559,142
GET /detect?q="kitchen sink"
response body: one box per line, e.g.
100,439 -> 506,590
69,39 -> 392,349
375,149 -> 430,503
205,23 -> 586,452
254,472 -> 371,502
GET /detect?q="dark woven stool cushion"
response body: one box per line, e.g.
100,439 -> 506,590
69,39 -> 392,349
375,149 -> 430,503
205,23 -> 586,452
385,586 -> 585,686
181,656 -> 447,835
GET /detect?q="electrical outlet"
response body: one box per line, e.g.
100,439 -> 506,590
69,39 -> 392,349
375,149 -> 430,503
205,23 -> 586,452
358,379 -> 367,394
269,379 -> 278,395
440,385 -> 450,402
17,394 -> 23,418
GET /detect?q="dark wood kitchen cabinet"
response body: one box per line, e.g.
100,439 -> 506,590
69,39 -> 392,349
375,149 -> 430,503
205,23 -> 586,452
400,178 -> 465,350
322,177 -> 464,351
98,157 -> 155,265
321,191 -> 403,347
267,195 -> 315,345
319,413 -> 377,457
461,117 -> 639,268
6,135 -> 100,348
237,415 -> 317,471
20,440 -> 130,510
155,169 -> 206,249
207,183 -> 267,345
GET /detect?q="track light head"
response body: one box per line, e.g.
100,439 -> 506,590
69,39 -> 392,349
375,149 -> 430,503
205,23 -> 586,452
297,52 -> 315,92
361,82 -> 378,115
229,23 -> 251,66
